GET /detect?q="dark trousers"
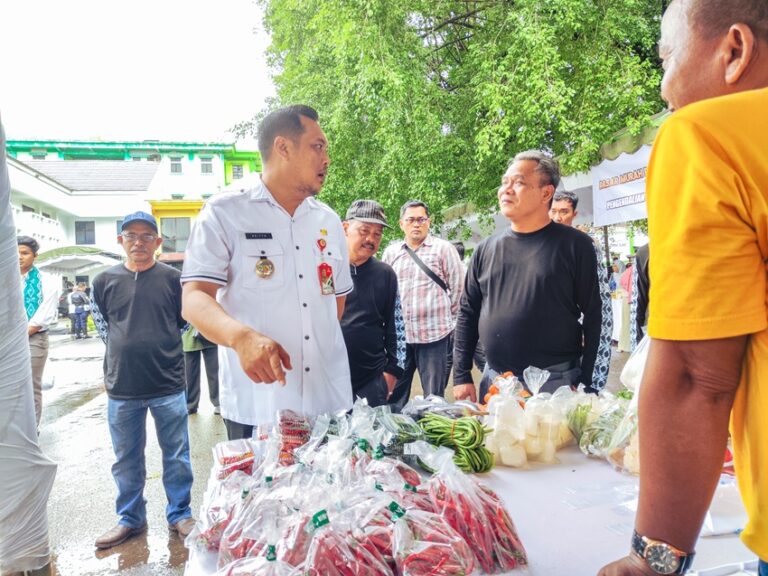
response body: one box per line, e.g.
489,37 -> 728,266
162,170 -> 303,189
184,346 -> 220,412
223,419 -> 253,441
390,333 -> 452,412
353,372 -> 389,408
759,559 -> 767,576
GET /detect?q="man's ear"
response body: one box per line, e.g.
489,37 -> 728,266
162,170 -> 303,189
272,135 -> 291,161
723,23 -> 757,85
343,221 -> 350,236
542,184 -> 555,205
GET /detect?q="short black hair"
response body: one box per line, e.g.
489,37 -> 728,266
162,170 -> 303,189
17,235 -> 40,255
686,0 -> 768,43
257,105 -> 319,163
553,190 -> 579,210
399,200 -> 430,218
452,241 -> 465,260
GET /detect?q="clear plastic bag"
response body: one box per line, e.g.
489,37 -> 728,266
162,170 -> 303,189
390,503 -> 476,576
408,442 -> 527,573
484,375 -> 528,468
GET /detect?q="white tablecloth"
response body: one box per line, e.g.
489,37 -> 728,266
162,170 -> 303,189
185,448 -> 755,576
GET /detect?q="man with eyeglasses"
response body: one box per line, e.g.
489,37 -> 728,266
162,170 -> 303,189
90,211 -> 194,549
382,200 -> 464,409
340,200 -> 404,407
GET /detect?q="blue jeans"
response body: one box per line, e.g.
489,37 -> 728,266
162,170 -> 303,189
107,391 -> 193,528
759,559 -> 767,576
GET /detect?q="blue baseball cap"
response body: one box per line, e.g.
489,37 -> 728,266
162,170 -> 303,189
121,211 -> 158,233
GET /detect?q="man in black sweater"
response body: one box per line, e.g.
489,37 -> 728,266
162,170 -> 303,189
340,200 -> 404,406
454,151 -> 603,400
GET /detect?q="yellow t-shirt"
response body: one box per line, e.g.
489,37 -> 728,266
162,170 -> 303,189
647,87 -> 768,559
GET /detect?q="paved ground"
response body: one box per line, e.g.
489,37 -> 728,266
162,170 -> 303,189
33,320 -> 630,576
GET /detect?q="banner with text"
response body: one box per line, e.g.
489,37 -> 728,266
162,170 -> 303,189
592,145 -> 651,226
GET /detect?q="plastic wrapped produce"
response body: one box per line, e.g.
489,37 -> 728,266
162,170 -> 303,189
521,367 -> 562,463
214,439 -> 256,480
186,471 -> 256,553
390,502 -> 476,576
579,399 -> 628,459
409,442 -> 527,573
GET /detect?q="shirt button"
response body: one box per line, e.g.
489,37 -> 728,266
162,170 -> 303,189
299,274 -> 304,279
304,335 -> 310,340
305,367 -> 310,372
302,303 -> 307,307
295,245 -> 300,250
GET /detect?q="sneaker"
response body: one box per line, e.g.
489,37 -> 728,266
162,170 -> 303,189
169,517 -> 196,538
94,523 -> 147,549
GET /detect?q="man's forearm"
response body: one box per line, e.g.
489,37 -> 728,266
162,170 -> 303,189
635,337 -> 746,552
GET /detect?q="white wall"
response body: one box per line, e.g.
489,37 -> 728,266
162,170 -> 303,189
146,154 -> 223,200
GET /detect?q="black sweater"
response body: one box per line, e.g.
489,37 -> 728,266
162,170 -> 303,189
340,257 -> 403,389
454,222 -> 602,387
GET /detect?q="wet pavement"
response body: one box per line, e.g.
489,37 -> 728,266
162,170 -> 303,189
38,324 -> 226,576
35,322 -> 630,575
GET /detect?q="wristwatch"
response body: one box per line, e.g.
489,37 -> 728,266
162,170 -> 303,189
632,530 -> 695,574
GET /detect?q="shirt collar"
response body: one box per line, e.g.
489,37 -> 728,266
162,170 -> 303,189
399,234 -> 434,249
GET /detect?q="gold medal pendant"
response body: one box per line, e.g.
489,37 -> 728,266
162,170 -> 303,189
255,257 -> 275,279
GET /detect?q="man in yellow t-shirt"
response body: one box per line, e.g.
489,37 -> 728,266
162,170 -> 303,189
600,1 -> 768,575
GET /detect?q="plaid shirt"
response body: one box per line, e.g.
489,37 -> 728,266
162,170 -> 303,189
382,235 -> 465,344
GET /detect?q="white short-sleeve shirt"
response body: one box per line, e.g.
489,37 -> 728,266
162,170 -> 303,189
181,178 -> 353,426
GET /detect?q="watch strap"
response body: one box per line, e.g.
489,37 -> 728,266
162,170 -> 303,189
631,530 -> 695,575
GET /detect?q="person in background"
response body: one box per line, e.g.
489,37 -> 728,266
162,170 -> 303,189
181,105 -> 354,441
340,200 -> 403,407
550,190 -> 613,391
91,211 -> 194,549
18,235 -> 59,428
70,282 -> 91,339
452,240 -> 487,376
600,0 -> 768,574
630,243 -> 650,349
453,151 -> 603,401
182,323 -> 220,415
382,200 -> 464,409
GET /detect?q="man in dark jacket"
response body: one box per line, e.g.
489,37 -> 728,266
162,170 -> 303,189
340,200 -> 404,406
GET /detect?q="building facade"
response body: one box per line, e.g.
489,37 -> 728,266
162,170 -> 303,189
7,139 -> 260,287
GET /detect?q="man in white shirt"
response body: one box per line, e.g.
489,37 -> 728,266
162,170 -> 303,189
18,235 -> 59,428
181,105 -> 353,440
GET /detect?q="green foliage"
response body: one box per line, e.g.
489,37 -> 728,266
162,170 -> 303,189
242,0 -> 664,231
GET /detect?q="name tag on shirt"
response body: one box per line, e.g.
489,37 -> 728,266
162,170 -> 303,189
245,232 -> 273,240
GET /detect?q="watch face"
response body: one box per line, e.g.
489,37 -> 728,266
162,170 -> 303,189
646,544 -> 680,574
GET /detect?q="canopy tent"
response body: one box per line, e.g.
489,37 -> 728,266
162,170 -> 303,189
36,245 -> 123,277
591,111 -> 669,226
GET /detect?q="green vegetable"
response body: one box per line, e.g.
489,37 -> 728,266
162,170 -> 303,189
616,389 -> 634,401
579,404 -> 626,458
418,413 -> 494,473
567,404 -> 592,441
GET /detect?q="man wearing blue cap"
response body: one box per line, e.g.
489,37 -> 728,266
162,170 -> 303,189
90,211 -> 194,549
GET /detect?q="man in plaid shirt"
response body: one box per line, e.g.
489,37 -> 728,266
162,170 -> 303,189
382,200 -> 465,410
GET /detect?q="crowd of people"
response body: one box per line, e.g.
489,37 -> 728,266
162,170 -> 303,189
3,0 -> 766,574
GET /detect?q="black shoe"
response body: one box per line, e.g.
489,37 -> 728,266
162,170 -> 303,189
187,408 -> 197,415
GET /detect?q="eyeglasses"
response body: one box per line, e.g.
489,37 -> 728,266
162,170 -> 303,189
122,232 -> 157,243
403,217 -> 429,225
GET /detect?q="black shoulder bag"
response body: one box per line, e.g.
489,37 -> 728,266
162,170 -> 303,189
404,245 -> 448,292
